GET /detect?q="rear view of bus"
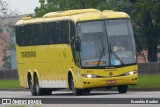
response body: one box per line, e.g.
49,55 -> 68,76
16,9 -> 138,96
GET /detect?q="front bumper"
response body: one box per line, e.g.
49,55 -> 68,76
77,74 -> 138,88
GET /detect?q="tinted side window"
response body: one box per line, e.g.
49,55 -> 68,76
44,22 -> 55,44
37,24 -> 43,45
16,26 -> 25,46
61,21 -> 69,44
16,20 -> 71,46
70,21 -> 76,42
25,25 -> 33,46
54,21 -> 69,44
32,24 -> 39,45
16,26 -> 20,45
55,21 -> 61,43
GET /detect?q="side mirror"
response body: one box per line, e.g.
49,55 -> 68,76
74,37 -> 81,51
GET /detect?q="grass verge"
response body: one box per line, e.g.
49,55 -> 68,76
0,79 -> 20,89
130,74 -> 160,89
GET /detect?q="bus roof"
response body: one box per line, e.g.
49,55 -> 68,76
16,9 -> 130,25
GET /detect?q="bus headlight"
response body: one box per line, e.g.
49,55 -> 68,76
125,70 -> 137,76
82,74 -> 98,78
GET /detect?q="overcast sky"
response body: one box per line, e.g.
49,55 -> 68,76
5,0 -> 40,15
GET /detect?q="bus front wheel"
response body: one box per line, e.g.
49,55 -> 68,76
43,89 -> 52,95
83,89 -> 91,94
117,85 -> 128,93
70,76 -> 82,96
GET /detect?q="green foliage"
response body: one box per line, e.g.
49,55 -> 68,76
35,0 -> 105,17
0,79 -> 20,89
130,0 -> 160,62
98,0 -> 132,12
130,74 -> 160,88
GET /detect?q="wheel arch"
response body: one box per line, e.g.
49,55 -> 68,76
33,70 -> 39,81
33,69 -> 41,87
27,69 -> 40,88
27,70 -> 32,88
68,68 -> 74,90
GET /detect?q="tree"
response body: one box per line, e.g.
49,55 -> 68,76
0,0 -> 8,23
98,0 -> 132,12
130,0 -> 160,62
35,0 -> 104,17
0,0 -> 17,69
0,0 -> 17,29
0,0 -> 17,24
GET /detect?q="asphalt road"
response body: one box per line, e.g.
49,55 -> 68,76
0,90 -> 159,107
0,90 -> 159,98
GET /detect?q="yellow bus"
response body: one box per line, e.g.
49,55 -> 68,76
16,9 -> 138,96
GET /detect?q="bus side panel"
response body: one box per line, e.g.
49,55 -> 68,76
16,45 -> 38,88
17,44 -> 75,89
37,45 -> 67,88
17,63 -> 28,88
58,44 -> 77,88
56,62 -> 67,88
38,62 -> 61,88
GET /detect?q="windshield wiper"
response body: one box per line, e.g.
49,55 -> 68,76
97,42 -> 105,66
110,49 -> 124,65
107,41 -> 124,65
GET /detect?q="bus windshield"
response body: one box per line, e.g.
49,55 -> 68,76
106,19 -> 136,66
77,19 -> 136,68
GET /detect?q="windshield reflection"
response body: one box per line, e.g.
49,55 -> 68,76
77,19 -> 136,68
77,21 -> 109,67
106,19 -> 136,65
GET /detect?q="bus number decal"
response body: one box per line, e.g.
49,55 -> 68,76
21,51 -> 36,58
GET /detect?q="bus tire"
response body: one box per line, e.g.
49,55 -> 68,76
83,89 -> 91,94
43,89 -> 52,95
28,75 -> 36,96
34,76 -> 43,96
117,85 -> 128,93
70,75 -> 82,96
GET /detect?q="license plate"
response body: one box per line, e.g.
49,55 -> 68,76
107,80 -> 116,84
